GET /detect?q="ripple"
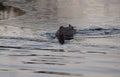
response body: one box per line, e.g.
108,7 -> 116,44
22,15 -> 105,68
0,28 -> 120,77
46,28 -> 120,39
0,45 -> 64,51
76,28 -> 120,35
22,61 -> 65,65
34,70 -> 83,76
0,69 -> 9,71
0,45 -> 23,49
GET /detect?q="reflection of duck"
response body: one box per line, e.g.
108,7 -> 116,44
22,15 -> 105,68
55,24 -> 76,44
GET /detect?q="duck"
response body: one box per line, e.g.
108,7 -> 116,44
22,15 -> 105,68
55,24 -> 76,44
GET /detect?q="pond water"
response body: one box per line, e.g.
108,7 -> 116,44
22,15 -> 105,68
0,26 -> 120,77
0,3 -> 25,20
36,0 -> 120,28
0,0 -> 120,77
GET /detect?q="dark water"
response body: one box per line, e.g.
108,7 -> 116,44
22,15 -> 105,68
0,3 -> 25,20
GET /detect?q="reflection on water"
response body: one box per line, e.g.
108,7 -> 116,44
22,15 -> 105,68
0,3 -> 25,20
34,70 -> 82,76
36,0 -> 120,28
0,0 -> 120,77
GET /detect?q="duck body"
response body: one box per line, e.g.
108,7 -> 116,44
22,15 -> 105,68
56,25 -> 76,44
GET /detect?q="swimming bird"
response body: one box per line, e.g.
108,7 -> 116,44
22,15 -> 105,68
55,24 -> 76,44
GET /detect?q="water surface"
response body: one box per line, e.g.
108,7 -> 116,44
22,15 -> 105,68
0,0 -> 120,77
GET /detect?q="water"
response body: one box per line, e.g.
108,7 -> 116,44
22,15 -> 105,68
0,26 -> 120,77
36,0 -> 120,28
0,3 -> 25,20
0,0 -> 120,77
